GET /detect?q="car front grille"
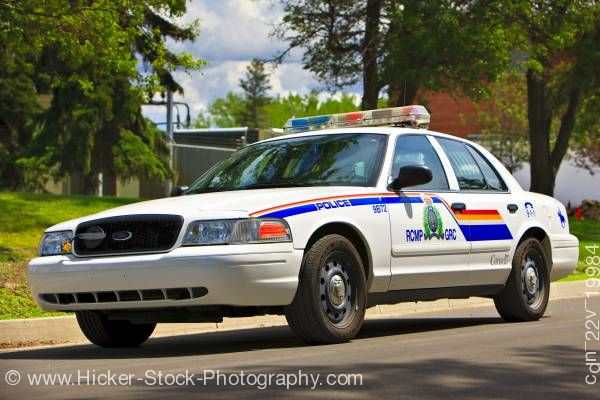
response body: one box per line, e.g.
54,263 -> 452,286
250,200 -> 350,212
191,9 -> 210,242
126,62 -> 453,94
73,214 -> 184,256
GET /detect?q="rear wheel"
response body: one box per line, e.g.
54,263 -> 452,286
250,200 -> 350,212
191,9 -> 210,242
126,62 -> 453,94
494,238 -> 550,322
285,234 -> 366,344
76,310 -> 156,347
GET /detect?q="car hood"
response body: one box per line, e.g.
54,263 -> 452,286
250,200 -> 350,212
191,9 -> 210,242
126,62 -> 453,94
46,187 -> 376,232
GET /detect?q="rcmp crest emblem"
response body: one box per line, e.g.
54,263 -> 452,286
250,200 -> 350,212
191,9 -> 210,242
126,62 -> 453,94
423,197 -> 444,240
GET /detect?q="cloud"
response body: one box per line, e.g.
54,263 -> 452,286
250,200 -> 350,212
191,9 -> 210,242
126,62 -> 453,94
169,0 -> 292,62
143,0 -> 361,126
269,63 -> 315,96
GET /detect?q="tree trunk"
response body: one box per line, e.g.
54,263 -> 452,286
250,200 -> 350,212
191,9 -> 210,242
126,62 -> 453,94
526,69 -> 555,196
388,81 -> 418,106
526,69 -> 581,197
102,173 -> 117,196
551,88 -> 580,171
361,0 -> 382,110
82,172 -> 99,195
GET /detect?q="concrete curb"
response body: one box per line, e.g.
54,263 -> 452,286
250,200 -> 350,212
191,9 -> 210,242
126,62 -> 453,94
0,281 -> 594,349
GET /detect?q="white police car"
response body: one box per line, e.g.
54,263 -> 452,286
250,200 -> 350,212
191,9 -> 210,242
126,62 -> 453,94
28,106 -> 579,347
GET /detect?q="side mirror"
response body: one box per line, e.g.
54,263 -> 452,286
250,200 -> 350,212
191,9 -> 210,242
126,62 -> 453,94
388,165 -> 433,191
171,185 -> 189,197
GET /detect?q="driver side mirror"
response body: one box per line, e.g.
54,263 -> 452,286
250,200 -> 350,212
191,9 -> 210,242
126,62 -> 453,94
170,185 -> 189,197
388,165 -> 433,191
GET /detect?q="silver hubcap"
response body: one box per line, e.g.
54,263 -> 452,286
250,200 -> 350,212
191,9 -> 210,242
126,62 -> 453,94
524,263 -> 539,295
328,274 -> 346,306
320,259 -> 352,324
521,255 -> 543,308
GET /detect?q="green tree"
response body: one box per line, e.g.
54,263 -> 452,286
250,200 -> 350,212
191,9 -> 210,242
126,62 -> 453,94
239,59 -> 272,129
0,0 -> 204,193
382,0 -> 511,106
0,46 -> 43,189
274,0 -> 511,109
572,92 -> 600,174
265,92 -> 360,128
274,0 -> 382,109
193,93 -> 245,128
194,91 -> 362,129
506,1 -> 600,195
472,74 -> 530,174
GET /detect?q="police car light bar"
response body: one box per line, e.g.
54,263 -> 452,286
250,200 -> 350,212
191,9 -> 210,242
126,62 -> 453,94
283,105 -> 430,133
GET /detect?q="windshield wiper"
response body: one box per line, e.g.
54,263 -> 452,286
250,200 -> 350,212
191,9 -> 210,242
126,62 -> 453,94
240,182 -> 315,189
185,187 -> 233,195
186,182 -> 314,195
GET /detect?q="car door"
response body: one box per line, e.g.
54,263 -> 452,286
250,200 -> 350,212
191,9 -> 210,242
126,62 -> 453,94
434,137 -> 518,286
387,134 -> 471,290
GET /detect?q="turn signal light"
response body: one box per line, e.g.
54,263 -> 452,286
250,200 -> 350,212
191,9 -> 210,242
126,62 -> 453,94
258,221 -> 290,240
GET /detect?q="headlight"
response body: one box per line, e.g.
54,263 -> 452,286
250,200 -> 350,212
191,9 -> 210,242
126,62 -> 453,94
39,231 -> 73,256
183,219 -> 292,246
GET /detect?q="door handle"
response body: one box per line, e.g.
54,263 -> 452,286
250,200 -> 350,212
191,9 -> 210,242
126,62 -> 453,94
507,204 -> 519,213
451,202 -> 466,212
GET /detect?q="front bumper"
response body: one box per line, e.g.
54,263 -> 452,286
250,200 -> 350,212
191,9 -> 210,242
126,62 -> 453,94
549,234 -> 580,281
28,243 -> 303,311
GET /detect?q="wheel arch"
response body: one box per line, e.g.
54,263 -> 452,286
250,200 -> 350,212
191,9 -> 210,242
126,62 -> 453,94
517,226 -> 553,271
304,222 -> 373,289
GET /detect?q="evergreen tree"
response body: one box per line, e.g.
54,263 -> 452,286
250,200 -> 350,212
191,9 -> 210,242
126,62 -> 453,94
239,59 -> 271,129
0,0 -> 204,193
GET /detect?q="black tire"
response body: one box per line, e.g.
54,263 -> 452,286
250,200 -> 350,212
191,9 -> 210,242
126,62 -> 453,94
76,310 -> 156,347
285,234 -> 367,344
494,238 -> 550,322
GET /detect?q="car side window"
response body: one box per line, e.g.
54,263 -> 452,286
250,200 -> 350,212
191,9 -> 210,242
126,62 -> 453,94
391,135 -> 449,190
437,137 -> 505,191
465,145 -> 507,191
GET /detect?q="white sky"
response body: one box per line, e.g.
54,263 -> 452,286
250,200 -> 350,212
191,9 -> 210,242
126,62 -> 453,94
143,0 -> 356,125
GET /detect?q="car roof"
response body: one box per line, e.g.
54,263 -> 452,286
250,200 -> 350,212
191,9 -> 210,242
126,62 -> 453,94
255,126 -> 472,146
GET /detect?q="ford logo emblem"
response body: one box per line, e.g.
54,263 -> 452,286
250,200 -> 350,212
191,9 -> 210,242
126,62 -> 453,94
112,231 -> 133,241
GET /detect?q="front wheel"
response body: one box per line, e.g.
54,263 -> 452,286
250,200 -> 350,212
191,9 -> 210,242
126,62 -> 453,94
494,238 -> 550,322
76,310 -> 156,347
285,234 -> 367,344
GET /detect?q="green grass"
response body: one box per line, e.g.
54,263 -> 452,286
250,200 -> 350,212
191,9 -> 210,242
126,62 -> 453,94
0,191 -> 598,319
0,192 -> 137,263
559,218 -> 600,282
0,288 -> 65,319
0,192 -> 138,319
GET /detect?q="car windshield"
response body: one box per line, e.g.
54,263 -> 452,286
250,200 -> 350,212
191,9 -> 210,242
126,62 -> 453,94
186,133 -> 387,194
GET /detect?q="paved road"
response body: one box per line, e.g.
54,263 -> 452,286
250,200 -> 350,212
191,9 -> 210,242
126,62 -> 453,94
1,297 -> 599,399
